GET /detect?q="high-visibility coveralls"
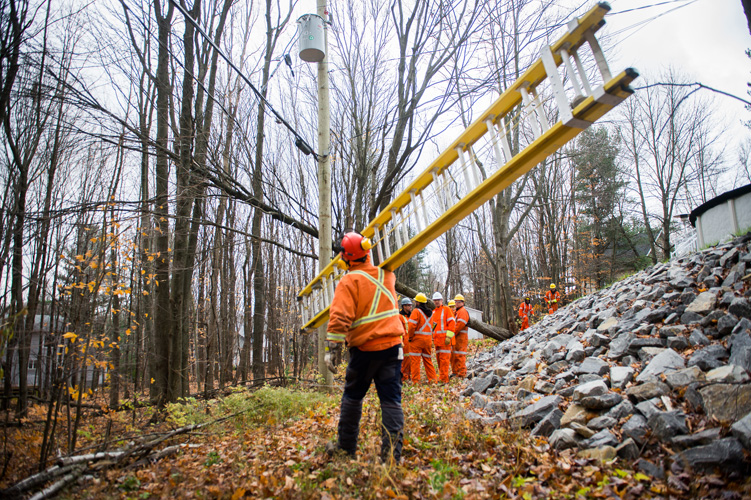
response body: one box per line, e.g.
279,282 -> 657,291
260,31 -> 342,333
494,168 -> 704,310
399,309 -> 411,382
544,290 -> 561,314
519,301 -> 533,330
326,255 -> 404,462
407,305 -> 437,383
451,304 -> 469,378
430,305 -> 455,383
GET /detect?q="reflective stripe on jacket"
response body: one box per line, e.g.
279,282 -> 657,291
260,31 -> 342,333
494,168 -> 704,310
454,306 -> 470,335
326,257 -> 403,351
408,308 -> 433,336
430,305 -> 455,334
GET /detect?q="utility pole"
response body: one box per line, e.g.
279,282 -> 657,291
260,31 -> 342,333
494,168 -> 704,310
316,0 -> 333,386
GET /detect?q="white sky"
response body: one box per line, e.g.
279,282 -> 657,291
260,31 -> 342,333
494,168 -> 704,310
601,0 -> 751,150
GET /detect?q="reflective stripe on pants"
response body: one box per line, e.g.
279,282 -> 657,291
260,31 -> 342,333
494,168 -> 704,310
451,332 -> 468,378
409,344 -> 436,383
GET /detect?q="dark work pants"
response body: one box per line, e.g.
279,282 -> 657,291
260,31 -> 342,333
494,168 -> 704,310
337,344 -> 404,460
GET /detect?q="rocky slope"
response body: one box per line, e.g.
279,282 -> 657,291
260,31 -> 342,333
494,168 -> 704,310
462,233 -> 751,480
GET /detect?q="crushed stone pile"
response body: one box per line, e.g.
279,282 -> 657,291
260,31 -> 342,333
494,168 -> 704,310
462,233 -> 751,479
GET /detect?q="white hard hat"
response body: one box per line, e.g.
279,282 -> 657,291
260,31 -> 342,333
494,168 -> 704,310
432,292 -> 443,301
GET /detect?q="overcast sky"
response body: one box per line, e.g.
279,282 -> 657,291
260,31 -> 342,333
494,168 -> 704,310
600,0 -> 751,153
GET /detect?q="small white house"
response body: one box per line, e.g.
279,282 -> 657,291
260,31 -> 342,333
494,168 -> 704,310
465,306 -> 484,340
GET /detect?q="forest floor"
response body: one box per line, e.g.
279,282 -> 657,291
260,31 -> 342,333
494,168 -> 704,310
2,343 -> 751,499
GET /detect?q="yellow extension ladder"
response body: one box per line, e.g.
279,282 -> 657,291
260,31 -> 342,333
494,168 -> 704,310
297,2 -> 638,331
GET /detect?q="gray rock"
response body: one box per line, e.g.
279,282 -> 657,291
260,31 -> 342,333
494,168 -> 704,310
674,438 -> 744,471
659,325 -> 687,338
517,358 -> 538,375
560,404 -> 589,427
588,416 -> 617,431
680,290 -> 697,305
666,336 -> 689,351
610,366 -> 635,389
608,333 -> 635,359
626,381 -> 670,402
511,395 -> 562,428
573,379 -> 608,401
718,314 -> 739,337
700,309 -> 726,327
575,357 -> 610,376
566,343 -> 586,363
597,317 -> 619,332
580,392 -> 623,411
590,333 -> 610,348
571,422 -> 596,438
732,317 -> 751,335
623,414 -> 649,444
688,344 -> 728,371
630,337 -> 663,351
665,366 -> 705,389
485,401 -> 507,416
465,410 -> 482,421
686,291 -> 717,314
723,262 -> 747,287
731,411 -> 751,450
699,383 -> 751,422
534,380 -> 556,394
606,400 -> 635,420
705,364 -> 750,384
549,428 -> 579,451
685,382 -> 704,411
680,311 -> 703,325
636,458 -> 665,479
471,376 -> 493,394
720,291 -> 737,307
579,374 -> 605,385
720,247 -> 739,267
635,399 -> 662,420
583,429 -> 619,448
688,328 -> 710,346
471,393 -> 487,409
646,307 -> 671,323
636,348 -> 685,383
638,346 -> 666,361
729,297 -> 751,319
663,312 -> 679,324
648,411 -> 688,441
671,428 -> 722,450
615,438 -> 640,460
531,408 -> 563,438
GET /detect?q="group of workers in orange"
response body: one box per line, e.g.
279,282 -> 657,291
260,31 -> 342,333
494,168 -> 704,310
398,291 -> 469,385
517,283 -> 562,331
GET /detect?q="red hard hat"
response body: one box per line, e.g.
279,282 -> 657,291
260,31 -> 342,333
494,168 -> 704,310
340,232 -> 372,261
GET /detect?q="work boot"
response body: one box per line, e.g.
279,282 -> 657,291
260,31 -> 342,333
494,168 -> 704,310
325,440 -> 354,458
380,430 -> 403,464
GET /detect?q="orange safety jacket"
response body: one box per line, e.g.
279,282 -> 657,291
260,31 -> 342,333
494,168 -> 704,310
454,306 -> 469,336
519,302 -> 533,318
544,290 -> 561,306
408,307 -> 433,343
430,305 -> 456,343
326,257 -> 403,351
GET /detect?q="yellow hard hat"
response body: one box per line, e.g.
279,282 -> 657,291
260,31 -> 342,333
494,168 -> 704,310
414,292 -> 428,303
448,300 -> 456,307
454,294 -> 465,302
550,283 -> 556,289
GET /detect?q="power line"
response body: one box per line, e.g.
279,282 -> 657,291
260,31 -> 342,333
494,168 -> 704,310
167,0 -> 319,159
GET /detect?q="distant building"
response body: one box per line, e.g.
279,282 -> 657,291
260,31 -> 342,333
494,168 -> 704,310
465,306 -> 484,340
690,184 -> 751,248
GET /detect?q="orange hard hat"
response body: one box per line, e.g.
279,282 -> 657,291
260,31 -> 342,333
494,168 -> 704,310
340,232 -> 372,261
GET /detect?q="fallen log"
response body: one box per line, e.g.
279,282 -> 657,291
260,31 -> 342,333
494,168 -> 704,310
467,317 -> 513,342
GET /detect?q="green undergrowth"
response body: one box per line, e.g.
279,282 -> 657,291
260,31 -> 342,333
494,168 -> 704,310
165,385 -> 336,430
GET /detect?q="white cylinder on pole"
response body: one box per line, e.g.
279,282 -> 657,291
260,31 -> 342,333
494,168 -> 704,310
297,14 -> 326,63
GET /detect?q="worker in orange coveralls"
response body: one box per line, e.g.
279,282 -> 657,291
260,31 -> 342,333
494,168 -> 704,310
545,284 -> 561,314
399,298 -> 413,383
324,232 -> 404,464
450,294 -> 470,379
430,292 -> 455,384
408,293 -> 437,383
519,296 -> 533,330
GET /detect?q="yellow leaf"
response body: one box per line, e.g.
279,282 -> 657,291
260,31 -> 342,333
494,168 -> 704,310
125,328 -> 132,336
63,332 -> 78,342
231,488 -> 246,500
150,378 -> 155,384
634,472 -> 650,481
90,262 -> 99,269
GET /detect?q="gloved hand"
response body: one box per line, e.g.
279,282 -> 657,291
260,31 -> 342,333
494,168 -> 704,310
325,341 -> 342,374
552,299 -> 557,303
445,330 -> 454,345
